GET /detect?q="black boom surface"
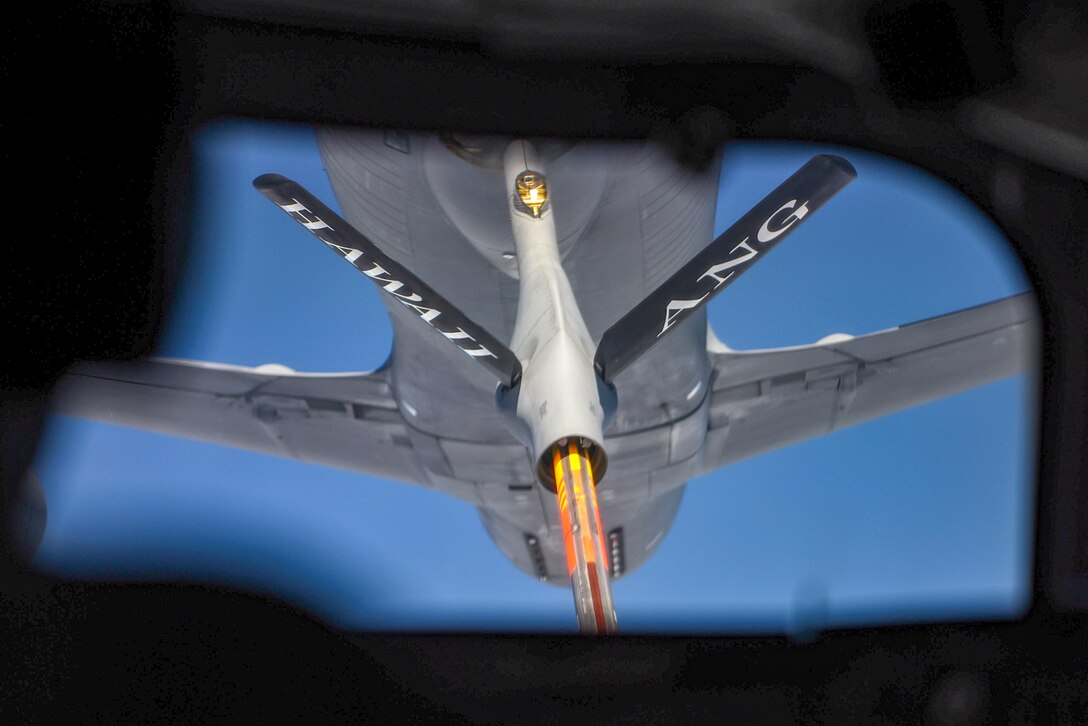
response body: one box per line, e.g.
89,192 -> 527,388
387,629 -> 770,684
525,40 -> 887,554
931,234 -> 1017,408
255,173 -> 522,387
594,154 -> 857,381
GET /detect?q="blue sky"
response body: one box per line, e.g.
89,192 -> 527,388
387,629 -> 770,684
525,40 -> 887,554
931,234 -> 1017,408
32,120 -> 1036,634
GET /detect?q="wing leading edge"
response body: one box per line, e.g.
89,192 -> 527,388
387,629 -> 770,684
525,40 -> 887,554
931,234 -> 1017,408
700,292 -> 1039,474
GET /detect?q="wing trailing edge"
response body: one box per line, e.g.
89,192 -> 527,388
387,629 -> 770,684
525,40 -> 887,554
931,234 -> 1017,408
701,291 -> 1039,473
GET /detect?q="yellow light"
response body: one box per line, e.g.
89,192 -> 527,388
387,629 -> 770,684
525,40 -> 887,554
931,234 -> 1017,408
516,171 -> 548,218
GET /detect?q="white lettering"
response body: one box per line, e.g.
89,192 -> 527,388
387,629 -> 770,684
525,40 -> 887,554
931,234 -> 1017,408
398,299 -> 441,323
441,328 -> 473,341
462,345 -> 499,359
280,199 -> 334,231
697,238 -> 758,288
657,198 -> 814,339
757,200 -> 808,242
360,261 -> 413,298
277,198 -> 507,368
320,239 -> 364,264
659,294 -> 708,336
440,327 -> 498,359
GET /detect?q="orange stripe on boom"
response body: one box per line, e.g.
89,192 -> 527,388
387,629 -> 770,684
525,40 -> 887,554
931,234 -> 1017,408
554,447 -> 577,576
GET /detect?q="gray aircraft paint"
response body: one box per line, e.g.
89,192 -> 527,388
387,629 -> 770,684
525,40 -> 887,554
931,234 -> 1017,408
52,130 -> 1038,586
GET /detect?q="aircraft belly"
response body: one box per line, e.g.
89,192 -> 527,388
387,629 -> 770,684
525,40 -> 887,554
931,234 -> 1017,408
478,485 -> 686,584
316,128 -> 723,584
420,135 -> 611,274
608,311 -> 711,434
384,296 -> 515,442
438,438 -> 535,485
703,379 -> 840,469
318,127 -> 519,344
317,128 -> 722,445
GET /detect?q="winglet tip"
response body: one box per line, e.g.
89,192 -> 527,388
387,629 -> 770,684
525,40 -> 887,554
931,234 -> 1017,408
252,172 -> 288,190
820,154 -> 858,179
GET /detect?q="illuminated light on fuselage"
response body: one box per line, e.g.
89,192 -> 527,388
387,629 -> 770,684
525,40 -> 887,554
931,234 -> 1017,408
515,171 -> 549,218
552,439 -> 618,634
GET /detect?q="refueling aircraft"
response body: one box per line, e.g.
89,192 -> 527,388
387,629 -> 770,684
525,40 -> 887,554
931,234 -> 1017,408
53,131 -> 1037,632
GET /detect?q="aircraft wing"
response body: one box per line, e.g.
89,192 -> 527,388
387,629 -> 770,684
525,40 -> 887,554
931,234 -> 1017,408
702,292 -> 1038,471
49,358 -> 427,484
